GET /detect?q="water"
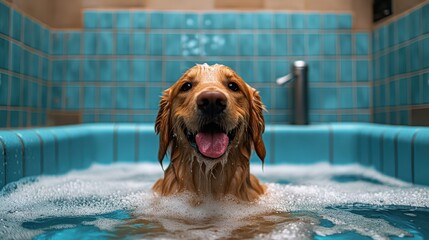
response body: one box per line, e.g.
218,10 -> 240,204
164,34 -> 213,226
1,163 -> 428,240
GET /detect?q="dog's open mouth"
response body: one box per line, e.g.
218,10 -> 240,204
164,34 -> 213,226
185,123 -> 237,159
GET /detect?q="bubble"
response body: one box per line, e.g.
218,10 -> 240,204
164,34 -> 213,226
0,163 -> 428,239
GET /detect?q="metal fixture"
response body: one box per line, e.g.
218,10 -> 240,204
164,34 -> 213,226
276,60 -> 309,125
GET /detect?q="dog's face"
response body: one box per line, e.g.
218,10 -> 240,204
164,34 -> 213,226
155,64 -> 265,167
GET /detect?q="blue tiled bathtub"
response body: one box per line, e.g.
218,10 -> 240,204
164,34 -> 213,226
1,123 -> 429,189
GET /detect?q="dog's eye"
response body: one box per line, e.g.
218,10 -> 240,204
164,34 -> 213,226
228,82 -> 239,92
180,82 -> 192,92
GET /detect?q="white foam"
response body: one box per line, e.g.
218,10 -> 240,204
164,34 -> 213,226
0,163 -> 428,239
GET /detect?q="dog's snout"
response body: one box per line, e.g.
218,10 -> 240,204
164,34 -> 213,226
197,91 -> 227,115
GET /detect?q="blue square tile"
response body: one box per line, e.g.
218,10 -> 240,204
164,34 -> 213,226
51,86 -> 62,109
84,11 -> 98,29
116,59 -> 130,81
41,28 -> 50,53
83,32 -> 97,55
408,9 -> 421,39
147,87 -> 163,110
115,87 -> 130,109
356,86 -> 369,108
181,34 -> 200,56
408,41 -> 420,72
238,13 -> 256,29
339,34 -> 352,55
83,86 -> 96,109
340,59 -> 352,82
132,60 -> 147,81
133,32 -> 146,55
422,36 -> 429,68
322,60 -> 337,82
149,33 -> 163,55
30,53 -> 39,78
183,13 -> 198,29
99,12 -> 113,28
423,4 -> 429,34
273,86 -> 288,109
337,14 -> 352,29
116,32 -> 130,55
163,12 -> 182,29
272,34 -> 287,56
256,60 -> 272,83
257,34 -> 272,56
97,31 -> 114,55
66,32 -> 81,55
307,14 -> 320,29
239,33 -> 255,56
98,60 -> 113,81
237,61 -> 255,82
66,86 -> 80,109
116,11 -> 132,29
321,87 -> 337,109
33,23 -> 41,51
204,34 -> 237,56
23,17 -> 33,47
11,9 -> 21,41
356,60 -> 369,82
379,54 -> 387,80
149,60 -> 162,82
339,88 -> 353,109
273,13 -> 289,29
166,60 -> 182,83
411,76 -> 422,104
397,46 -> 407,74
150,12 -> 164,29
323,14 -> 337,29
10,76 -> 21,106
307,34 -> 320,55
423,73 -> 429,104
0,37 -> 9,70
165,34 -> 181,56
132,87 -> 145,109
0,74 -> 9,106
399,78 -> 409,105
307,60 -> 321,82
134,12 -> 147,29
11,43 -> 21,73
388,22 -> 396,47
291,34 -> 305,56
355,33 -> 369,55
65,59 -> 80,82
290,14 -> 305,29
98,87 -> 113,109
10,110 -> 20,127
221,13 -> 237,29
52,60 -> 64,82
379,26 -> 387,51
397,17 -> 408,43
0,2 -> 10,36
83,59 -> 97,81
257,13 -> 272,29
389,81 -> 397,106
323,34 -> 336,55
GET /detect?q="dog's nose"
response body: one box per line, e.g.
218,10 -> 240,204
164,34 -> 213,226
197,91 -> 227,115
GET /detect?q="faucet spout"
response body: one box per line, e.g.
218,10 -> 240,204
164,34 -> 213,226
276,74 -> 294,85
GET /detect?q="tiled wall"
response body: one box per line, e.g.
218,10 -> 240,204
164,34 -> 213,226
1,0 -> 372,127
0,1 -> 50,128
372,2 -> 429,125
49,10 -> 372,124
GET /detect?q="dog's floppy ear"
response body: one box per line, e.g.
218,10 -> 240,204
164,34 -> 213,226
155,89 -> 171,167
249,88 -> 266,162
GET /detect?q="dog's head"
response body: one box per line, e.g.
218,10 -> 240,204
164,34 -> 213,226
155,64 -> 265,167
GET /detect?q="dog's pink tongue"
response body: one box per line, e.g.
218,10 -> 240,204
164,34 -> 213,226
195,132 -> 229,159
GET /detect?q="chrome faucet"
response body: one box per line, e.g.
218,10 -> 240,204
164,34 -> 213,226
276,60 -> 309,125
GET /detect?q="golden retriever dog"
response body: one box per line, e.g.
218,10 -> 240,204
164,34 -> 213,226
153,63 -> 266,202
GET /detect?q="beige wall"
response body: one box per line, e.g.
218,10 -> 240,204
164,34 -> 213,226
6,0 -> 427,30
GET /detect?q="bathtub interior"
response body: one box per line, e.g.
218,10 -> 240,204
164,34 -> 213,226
1,123 -> 429,189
